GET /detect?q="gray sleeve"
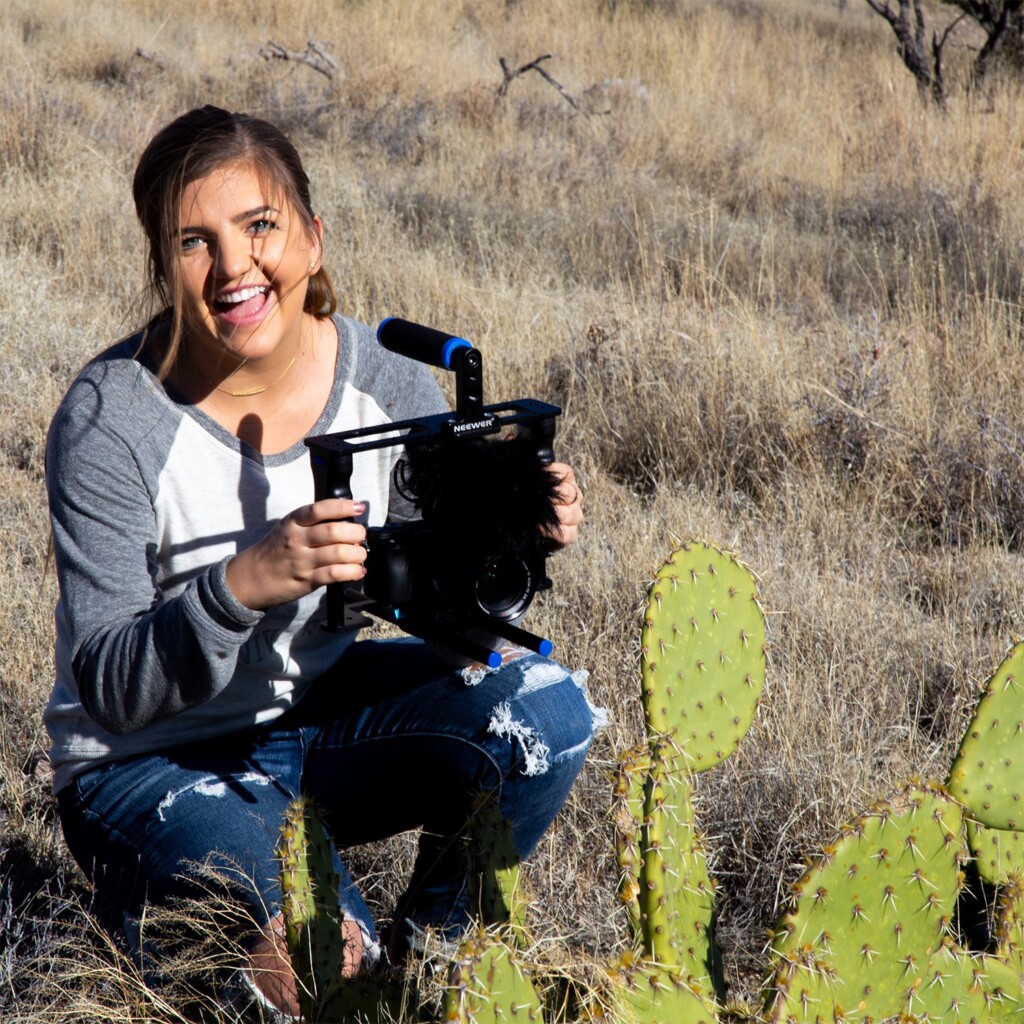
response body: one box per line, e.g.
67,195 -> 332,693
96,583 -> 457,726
46,379 -> 262,736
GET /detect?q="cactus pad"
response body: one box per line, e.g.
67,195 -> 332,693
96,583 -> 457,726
444,930 -> 546,1023
902,943 -> 1024,1022
465,789 -> 528,944
948,642 -> 1024,830
969,819 -> 1024,887
767,783 -> 966,1024
607,953 -> 719,1024
641,541 -> 766,771
614,745 -> 651,937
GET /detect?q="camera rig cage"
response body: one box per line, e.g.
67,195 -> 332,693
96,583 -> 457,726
304,317 -> 562,669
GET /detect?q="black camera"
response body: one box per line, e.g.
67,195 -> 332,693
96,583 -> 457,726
305,318 -> 562,668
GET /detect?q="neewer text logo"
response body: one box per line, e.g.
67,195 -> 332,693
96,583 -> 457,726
451,420 -> 493,433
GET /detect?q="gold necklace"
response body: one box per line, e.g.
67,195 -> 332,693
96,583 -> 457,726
184,347 -> 298,398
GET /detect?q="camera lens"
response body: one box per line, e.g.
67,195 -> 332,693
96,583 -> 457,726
475,553 -> 534,621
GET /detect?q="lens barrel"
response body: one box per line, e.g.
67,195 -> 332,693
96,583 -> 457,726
474,553 -> 534,621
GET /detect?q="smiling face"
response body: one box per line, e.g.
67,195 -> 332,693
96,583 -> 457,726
176,159 -> 322,369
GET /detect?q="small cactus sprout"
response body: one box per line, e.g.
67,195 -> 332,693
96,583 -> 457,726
465,789 -> 528,945
613,744 -> 650,937
277,796 -> 346,1021
444,929 -> 546,1023
767,783 -> 966,1024
640,541 -> 766,771
947,641 -> 1024,830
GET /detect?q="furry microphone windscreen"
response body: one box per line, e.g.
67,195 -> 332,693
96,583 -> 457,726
393,437 -> 560,560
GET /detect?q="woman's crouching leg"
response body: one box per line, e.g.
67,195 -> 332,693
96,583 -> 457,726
389,653 -> 606,957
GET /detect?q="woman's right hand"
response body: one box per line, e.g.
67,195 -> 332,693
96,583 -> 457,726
225,499 -> 368,611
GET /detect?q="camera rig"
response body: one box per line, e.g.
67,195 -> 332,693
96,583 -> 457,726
305,317 -> 562,669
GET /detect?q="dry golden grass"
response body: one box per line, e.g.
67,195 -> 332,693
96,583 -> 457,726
4,0 -> 1024,1017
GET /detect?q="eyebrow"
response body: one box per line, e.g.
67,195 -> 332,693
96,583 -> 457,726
179,206 -> 280,235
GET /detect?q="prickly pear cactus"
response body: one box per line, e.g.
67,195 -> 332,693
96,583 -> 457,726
766,641 -> 1024,1024
278,796 -> 408,1024
636,752 -> 719,985
270,544 -> 1024,1024
605,541 -> 766,1022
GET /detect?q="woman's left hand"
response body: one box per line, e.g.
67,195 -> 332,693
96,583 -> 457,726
544,462 -> 584,550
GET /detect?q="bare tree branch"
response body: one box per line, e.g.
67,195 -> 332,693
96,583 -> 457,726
867,0 -> 1024,95
864,0 -> 947,102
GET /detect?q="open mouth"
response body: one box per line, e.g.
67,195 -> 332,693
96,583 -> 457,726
212,285 -> 270,319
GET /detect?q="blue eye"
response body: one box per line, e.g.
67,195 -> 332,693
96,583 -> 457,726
249,218 -> 276,235
181,235 -> 204,252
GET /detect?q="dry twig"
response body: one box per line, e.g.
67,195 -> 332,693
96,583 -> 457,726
497,54 -> 581,112
259,40 -> 339,80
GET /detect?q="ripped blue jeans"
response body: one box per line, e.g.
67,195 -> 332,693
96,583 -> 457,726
57,639 -> 599,967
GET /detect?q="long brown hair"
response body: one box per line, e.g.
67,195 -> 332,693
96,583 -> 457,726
132,105 -> 337,378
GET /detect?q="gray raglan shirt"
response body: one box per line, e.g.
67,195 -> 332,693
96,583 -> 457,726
44,315 -> 446,792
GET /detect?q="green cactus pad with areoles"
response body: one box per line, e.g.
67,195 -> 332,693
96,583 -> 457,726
767,783 -> 965,1024
969,819 -> 1024,887
641,541 -> 765,771
901,943 -> 1024,1022
606,954 -> 719,1024
948,642 -> 1024,830
465,789 -> 528,945
444,930 -> 546,1023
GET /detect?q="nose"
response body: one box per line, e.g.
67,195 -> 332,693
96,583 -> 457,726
212,233 -> 254,282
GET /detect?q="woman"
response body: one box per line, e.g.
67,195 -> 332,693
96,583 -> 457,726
44,105 -> 598,1017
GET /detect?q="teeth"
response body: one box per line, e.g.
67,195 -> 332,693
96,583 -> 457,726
220,286 -> 267,305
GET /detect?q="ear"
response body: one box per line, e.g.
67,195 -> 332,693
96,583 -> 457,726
308,214 -> 324,274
